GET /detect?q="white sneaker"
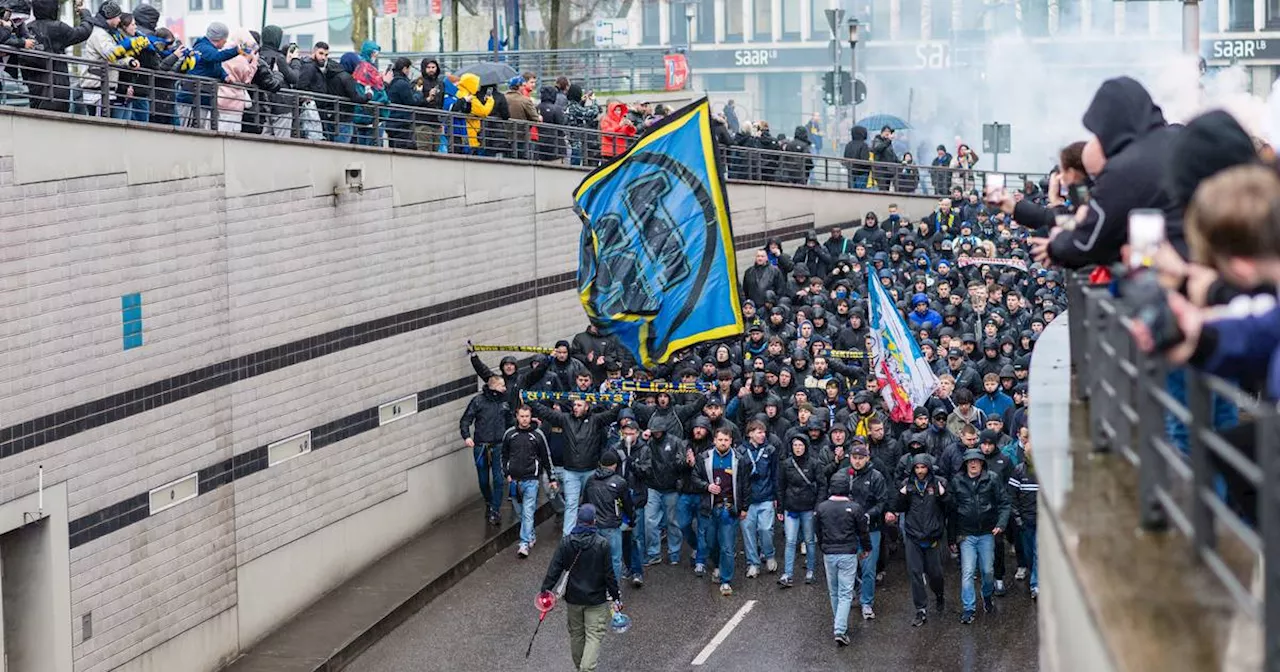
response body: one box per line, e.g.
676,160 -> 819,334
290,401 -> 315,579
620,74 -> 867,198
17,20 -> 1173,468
766,558 -> 778,573
746,565 -> 760,579
862,604 -> 876,620
1015,567 -> 1028,581
516,543 -> 529,558
720,583 -> 733,596
712,567 -> 722,583
694,563 -> 706,578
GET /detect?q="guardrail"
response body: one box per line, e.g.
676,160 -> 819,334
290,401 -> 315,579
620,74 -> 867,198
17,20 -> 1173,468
381,47 -> 683,94
1066,273 -> 1280,670
0,44 -> 1042,196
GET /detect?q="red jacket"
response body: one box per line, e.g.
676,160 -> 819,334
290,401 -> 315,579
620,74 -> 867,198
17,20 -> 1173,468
600,101 -> 636,158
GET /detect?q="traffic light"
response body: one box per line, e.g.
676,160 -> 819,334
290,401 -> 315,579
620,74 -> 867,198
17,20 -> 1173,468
822,71 -> 836,105
822,70 -> 864,105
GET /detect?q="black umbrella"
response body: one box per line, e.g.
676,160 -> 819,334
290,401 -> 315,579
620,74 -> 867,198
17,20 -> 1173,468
457,61 -> 518,87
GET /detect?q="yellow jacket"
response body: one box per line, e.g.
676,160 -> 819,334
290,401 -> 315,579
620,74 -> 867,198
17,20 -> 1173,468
456,73 -> 493,148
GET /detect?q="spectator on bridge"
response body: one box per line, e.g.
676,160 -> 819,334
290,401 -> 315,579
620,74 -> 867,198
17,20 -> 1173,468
783,126 -> 814,185
180,23 -> 241,128
77,0 -> 124,116
449,72 -> 492,154
534,85 -> 567,162
564,85 -> 600,166
930,144 -> 953,195
505,73 -> 539,160
843,125 -> 871,189
871,125 -> 898,192
215,43 -> 257,133
806,113 -> 824,154
385,56 -> 419,149
599,99 -> 635,161
723,99 -> 739,134
539,504 -> 621,672
897,153 -> 921,194
256,25 -> 298,138
413,58 -> 446,151
951,143 -> 979,192
23,0 -> 92,113
293,42 -> 331,140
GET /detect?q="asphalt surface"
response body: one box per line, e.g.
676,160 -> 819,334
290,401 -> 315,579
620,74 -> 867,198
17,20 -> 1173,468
347,519 -> 1039,672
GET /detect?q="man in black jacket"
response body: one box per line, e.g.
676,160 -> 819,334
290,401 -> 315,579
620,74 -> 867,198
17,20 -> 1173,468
504,405 -> 556,557
978,428 -> 1016,595
582,450 -> 635,587
540,504 -> 621,672
529,397 -> 621,536
694,428 -> 751,596
844,125 -> 871,189
824,440 -> 888,620
23,0 -> 92,113
870,125 -> 898,191
742,249 -> 786,307
894,453 -> 950,626
257,25 -> 300,138
1009,438 -> 1039,599
609,418 -> 649,586
292,42 -> 331,140
815,468 -> 872,646
460,376 -> 513,524
948,448 -> 1011,624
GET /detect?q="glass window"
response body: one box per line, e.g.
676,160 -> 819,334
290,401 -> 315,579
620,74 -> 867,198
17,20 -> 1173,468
296,33 -> 314,48
1022,0 -> 1049,35
753,0 -> 772,39
871,0 -> 891,36
670,1 -> 690,44
1091,0 -> 1114,33
296,0 -> 312,8
702,73 -> 746,90
273,0 -> 288,8
209,0 -> 222,9
781,0 -> 801,36
931,0 -> 951,37
188,0 -> 201,11
697,0 -> 715,41
727,0 -> 744,39
1230,0 -> 1256,29
1123,1 -> 1149,32
900,0 -> 922,39
642,1 -> 660,44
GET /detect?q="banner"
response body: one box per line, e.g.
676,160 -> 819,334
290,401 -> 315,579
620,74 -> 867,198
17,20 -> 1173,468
867,274 -> 939,423
958,257 -> 1028,272
606,380 -> 715,394
574,98 -> 742,369
469,344 -> 554,354
519,390 -> 634,405
664,54 -> 689,91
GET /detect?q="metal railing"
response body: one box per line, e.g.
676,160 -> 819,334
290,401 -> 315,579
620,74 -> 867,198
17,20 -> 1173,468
0,44 -> 1042,197
1067,273 -> 1280,670
382,47 -> 683,94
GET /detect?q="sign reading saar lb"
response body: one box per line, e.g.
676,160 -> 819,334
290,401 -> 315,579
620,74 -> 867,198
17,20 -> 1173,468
1205,38 -> 1271,60
733,49 -> 778,66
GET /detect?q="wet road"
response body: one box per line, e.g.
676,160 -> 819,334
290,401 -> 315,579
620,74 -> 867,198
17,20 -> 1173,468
348,519 -> 1038,672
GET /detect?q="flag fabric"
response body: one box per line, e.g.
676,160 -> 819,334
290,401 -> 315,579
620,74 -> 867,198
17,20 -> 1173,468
867,276 -> 939,423
573,98 -> 743,368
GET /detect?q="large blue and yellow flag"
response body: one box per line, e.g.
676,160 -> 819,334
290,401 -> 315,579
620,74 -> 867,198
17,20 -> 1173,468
573,99 -> 743,368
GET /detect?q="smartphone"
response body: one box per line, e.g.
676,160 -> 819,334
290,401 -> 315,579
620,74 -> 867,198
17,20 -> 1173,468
1069,183 -> 1090,206
1128,209 -> 1165,269
984,174 -> 1005,204
288,42 -> 297,52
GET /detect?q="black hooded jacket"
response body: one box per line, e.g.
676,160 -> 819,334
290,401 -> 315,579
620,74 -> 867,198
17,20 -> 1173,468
893,457 -> 951,543
777,437 -> 825,512
540,528 -> 621,606
783,126 -> 813,184
843,125 -> 871,180
1045,77 -> 1181,269
528,403 -> 621,471
638,415 -> 688,491
22,0 -> 92,112
582,466 -> 635,529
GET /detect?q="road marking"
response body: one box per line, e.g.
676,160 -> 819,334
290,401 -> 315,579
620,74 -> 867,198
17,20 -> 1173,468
691,599 -> 757,666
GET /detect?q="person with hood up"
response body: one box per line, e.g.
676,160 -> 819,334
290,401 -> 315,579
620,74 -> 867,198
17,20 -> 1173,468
815,467 -> 873,646
77,0 -> 124,115
908,293 -> 943,331
581,450 -> 636,586
255,25 -> 300,137
843,125 -> 872,189
216,42 -> 258,133
1008,436 -> 1039,599
328,52 -> 372,144
536,85 -> 567,162
792,231 -> 833,279
930,144 -> 954,195
564,84 -> 601,165
599,98 -> 635,160
898,152 -> 921,194
851,211 -> 889,255
640,414 -> 689,566
413,58 -> 446,150
539,504 -> 622,672
783,125 -> 814,185
450,71 -> 493,153
894,453 -> 950,626
947,447 -> 1011,624
776,434 -> 824,587
22,0 -> 92,113
1015,77 -> 1180,268
870,125 -> 899,191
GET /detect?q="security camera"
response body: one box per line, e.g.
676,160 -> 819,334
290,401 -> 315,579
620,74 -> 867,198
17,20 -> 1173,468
344,162 -> 364,193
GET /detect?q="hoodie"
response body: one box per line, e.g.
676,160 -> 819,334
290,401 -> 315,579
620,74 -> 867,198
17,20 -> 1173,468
843,125 -> 871,180
535,85 -> 566,159
600,100 -> 635,158
783,126 -> 814,184
908,293 -> 943,331
452,72 -> 493,148
1044,77 -> 1181,268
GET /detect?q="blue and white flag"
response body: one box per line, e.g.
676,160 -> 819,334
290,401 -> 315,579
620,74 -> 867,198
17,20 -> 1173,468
573,98 -> 743,368
867,276 -> 939,422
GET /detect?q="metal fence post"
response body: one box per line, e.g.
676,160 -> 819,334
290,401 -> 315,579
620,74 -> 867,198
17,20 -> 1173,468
1137,351 -> 1169,531
1187,369 -> 1216,552
1257,408 -> 1280,671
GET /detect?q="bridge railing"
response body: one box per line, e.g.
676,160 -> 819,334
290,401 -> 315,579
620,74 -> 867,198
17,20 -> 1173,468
381,47 -> 683,94
1066,272 -> 1280,670
0,44 -> 1042,196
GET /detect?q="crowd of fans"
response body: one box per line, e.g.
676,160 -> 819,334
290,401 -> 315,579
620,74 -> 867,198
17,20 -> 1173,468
461,185 -> 1063,651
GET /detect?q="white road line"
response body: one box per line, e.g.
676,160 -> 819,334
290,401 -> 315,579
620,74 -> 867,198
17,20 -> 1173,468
691,599 -> 757,666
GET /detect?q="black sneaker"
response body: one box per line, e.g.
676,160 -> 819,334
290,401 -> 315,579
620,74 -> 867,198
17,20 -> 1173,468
911,610 -> 927,627
960,611 -> 975,625
935,595 -> 945,613
777,575 -> 793,588
834,632 -> 850,647
983,596 -> 996,614
632,575 -> 644,588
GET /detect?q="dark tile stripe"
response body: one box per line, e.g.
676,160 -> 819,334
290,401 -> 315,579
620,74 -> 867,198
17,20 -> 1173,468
69,374 -> 478,549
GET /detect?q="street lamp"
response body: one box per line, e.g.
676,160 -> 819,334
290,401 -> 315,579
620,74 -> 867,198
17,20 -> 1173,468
685,3 -> 697,51
846,18 -> 860,122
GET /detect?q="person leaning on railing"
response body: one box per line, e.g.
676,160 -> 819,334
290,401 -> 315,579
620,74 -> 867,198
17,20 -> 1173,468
21,0 -> 92,113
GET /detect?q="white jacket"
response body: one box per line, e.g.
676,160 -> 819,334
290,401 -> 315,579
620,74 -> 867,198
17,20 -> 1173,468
79,24 -> 119,106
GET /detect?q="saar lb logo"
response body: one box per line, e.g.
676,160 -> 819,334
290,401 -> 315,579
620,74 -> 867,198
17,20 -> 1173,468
580,151 -> 722,359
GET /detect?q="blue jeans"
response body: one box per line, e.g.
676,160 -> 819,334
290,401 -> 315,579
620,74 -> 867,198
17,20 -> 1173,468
698,505 -> 738,582
1164,367 -> 1238,454
959,534 -> 996,612
334,122 -> 354,144
626,512 -> 646,576
1021,525 -> 1038,590
860,529 -> 882,606
783,510 -> 816,577
676,493 -> 702,561
473,443 -> 504,515
645,489 -> 681,562
739,501 -> 776,566
516,479 -> 540,545
849,174 -> 868,189
112,97 -> 150,123
824,554 -> 859,635
560,469 -> 594,536
600,526 -> 624,583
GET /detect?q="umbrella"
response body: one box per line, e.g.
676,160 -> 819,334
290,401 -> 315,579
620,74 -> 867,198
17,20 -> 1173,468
856,114 -> 911,131
457,61 -> 518,87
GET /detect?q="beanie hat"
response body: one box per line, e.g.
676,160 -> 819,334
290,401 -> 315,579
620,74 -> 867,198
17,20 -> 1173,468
206,22 -> 229,41
600,450 -> 619,467
99,0 -> 122,17
577,503 -> 596,525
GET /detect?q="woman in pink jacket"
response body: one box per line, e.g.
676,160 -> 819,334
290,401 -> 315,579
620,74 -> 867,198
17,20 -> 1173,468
217,48 -> 258,132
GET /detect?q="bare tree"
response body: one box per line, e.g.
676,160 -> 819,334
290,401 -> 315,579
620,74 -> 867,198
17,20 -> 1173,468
533,0 -> 629,49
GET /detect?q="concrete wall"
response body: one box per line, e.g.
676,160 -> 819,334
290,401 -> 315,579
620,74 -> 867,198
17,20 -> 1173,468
0,107 -> 939,672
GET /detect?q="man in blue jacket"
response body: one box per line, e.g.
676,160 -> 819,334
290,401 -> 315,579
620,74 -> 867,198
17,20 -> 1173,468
180,22 -> 241,127
738,420 -> 779,578
908,293 -> 942,331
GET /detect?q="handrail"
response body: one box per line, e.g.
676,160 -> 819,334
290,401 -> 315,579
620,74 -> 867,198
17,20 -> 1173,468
1066,272 -> 1280,670
0,43 -> 1044,197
